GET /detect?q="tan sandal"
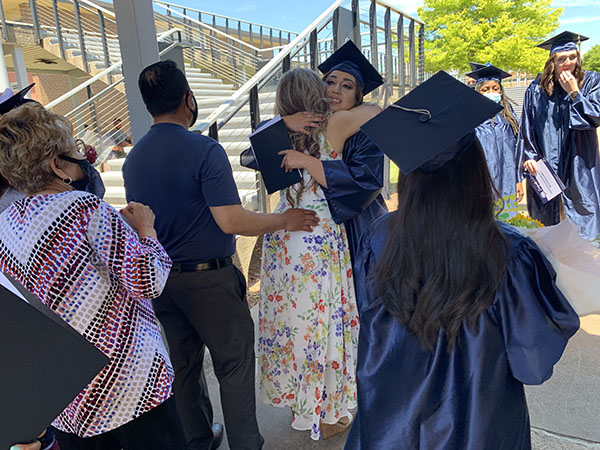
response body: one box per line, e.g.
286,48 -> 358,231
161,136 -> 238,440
320,415 -> 353,440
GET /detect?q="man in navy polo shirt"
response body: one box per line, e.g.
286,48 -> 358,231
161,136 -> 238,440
123,61 -> 318,450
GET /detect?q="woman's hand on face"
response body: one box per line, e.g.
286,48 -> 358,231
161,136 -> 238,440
120,202 -> 157,239
279,150 -> 312,172
282,112 -> 323,136
523,159 -> 538,175
558,71 -> 579,95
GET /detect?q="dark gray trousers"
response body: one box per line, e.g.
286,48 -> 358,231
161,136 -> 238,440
152,265 -> 264,450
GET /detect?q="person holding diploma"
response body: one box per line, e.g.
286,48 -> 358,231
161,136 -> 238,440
346,71 -> 579,450
517,31 -> 600,240
467,63 -> 523,211
258,68 -> 380,441
0,103 -> 188,448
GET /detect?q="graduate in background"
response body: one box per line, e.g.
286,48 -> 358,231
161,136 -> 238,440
345,71 -> 579,450
467,63 -> 523,214
517,31 -> 600,240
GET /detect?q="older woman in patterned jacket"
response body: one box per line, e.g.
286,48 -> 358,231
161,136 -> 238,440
0,103 -> 187,450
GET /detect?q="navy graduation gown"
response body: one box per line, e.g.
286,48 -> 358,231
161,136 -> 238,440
517,71 -> 600,240
321,130 -> 388,260
345,216 -> 579,450
475,106 -> 519,199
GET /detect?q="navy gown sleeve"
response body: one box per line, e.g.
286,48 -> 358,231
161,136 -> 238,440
570,72 -> 600,130
516,84 -> 539,177
322,131 -> 384,224
493,236 -> 579,385
353,224 -> 377,313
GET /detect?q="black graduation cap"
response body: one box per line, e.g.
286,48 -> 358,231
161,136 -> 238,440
0,83 -> 35,115
465,64 -> 512,82
360,71 -> 503,175
0,272 -> 109,448
537,31 -> 589,55
469,62 -> 486,72
318,40 -> 384,95
248,116 -> 302,194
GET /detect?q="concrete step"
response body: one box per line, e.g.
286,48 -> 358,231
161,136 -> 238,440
100,171 -> 123,187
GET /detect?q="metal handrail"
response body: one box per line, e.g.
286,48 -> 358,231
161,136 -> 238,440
155,3 -> 286,55
196,0 -> 343,134
65,39 -> 180,118
46,27 -> 182,109
153,0 -> 297,36
374,0 -> 424,25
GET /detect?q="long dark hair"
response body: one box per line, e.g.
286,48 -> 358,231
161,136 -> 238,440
540,51 -> 585,97
475,81 -> 519,136
374,139 -> 508,352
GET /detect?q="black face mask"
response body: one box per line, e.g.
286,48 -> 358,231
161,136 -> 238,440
58,155 -> 106,198
187,91 -> 198,128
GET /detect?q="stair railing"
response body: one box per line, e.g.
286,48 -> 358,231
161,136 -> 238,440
153,0 -> 298,52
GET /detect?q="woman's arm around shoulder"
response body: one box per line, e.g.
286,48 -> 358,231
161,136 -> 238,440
327,104 -> 382,151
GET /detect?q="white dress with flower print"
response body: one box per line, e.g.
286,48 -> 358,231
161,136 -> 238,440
258,130 -> 359,440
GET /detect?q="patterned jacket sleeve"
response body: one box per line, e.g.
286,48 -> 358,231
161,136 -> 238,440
85,200 -> 172,299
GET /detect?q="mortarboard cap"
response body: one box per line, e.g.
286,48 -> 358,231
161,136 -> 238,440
537,31 -> 588,55
469,62 -> 486,72
0,272 -> 109,448
248,116 -> 302,194
465,64 -> 512,83
0,83 -> 35,115
318,40 -> 384,95
361,71 -> 503,175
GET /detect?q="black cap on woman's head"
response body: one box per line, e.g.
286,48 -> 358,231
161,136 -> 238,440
0,84 -> 35,115
318,40 -> 384,95
360,71 -> 502,174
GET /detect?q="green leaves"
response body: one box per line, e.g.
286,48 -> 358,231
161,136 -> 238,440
418,0 -> 562,74
583,45 -> 600,73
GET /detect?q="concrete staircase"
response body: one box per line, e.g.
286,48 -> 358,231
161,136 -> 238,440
504,85 -> 529,119
100,65 -> 276,210
37,21 -> 268,211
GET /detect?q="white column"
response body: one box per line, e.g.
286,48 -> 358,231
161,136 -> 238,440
0,44 -> 11,92
113,0 -> 159,143
8,45 -> 29,93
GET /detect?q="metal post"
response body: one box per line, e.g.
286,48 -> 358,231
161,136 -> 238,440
369,0 -> 379,96
212,15 -> 216,38
166,8 -> 172,30
282,54 -> 290,73
238,22 -> 242,49
309,29 -> 318,70
409,19 -> 416,89
278,30 -> 282,47
208,122 -> 218,141
418,23 -> 425,85
398,14 -> 405,97
29,0 -> 41,42
73,0 -> 89,72
98,11 -> 112,84
332,7 -> 340,49
384,7 -> 393,102
249,86 -> 267,212
351,0 -> 360,46
0,0 -> 7,41
269,28 -> 273,48
249,23 -> 253,47
260,26 -> 263,48
51,0 -> 65,59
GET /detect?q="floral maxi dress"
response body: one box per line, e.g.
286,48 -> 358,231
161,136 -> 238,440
258,131 -> 359,440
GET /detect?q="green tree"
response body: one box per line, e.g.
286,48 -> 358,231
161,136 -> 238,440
418,0 -> 563,74
583,45 -> 600,73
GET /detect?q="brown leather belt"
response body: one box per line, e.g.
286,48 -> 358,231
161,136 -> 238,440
171,257 -> 233,272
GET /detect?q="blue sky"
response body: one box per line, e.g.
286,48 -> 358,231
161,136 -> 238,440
169,0 -> 600,53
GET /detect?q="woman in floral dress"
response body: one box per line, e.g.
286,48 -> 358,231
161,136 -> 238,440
258,68 -> 380,440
